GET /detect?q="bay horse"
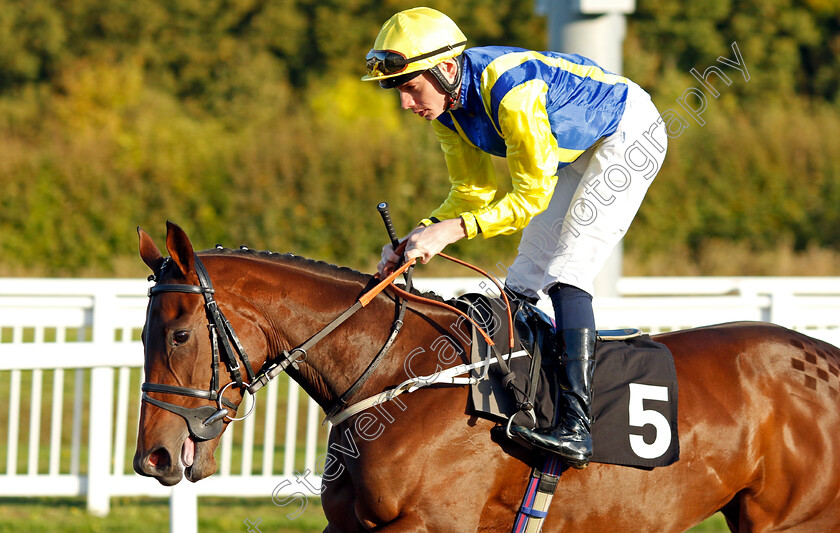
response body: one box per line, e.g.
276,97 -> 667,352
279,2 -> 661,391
134,222 -> 840,532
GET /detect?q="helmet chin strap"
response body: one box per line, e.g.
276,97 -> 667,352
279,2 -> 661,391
429,54 -> 463,111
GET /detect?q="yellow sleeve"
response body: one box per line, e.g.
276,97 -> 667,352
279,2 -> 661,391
428,120 -> 498,239
471,80 -> 561,238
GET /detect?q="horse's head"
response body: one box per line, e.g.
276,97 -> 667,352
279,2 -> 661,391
133,222 -> 263,485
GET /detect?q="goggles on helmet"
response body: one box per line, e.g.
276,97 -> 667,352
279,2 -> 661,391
365,40 -> 467,78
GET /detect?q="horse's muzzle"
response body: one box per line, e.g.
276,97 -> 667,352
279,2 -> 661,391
133,445 -> 184,486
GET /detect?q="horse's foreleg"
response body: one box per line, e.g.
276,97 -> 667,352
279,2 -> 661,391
321,509 -> 368,533
322,481 -> 367,533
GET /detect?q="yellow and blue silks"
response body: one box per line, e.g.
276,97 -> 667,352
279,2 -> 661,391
425,46 -> 628,239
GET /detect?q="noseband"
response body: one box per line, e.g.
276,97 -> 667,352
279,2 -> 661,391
141,256 -> 257,441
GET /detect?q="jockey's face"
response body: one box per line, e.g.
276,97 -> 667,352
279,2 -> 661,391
395,59 -> 458,121
396,71 -> 448,120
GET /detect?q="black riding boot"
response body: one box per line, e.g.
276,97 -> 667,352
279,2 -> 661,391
510,328 -> 597,469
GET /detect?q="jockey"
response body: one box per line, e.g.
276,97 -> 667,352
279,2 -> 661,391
363,7 -> 667,468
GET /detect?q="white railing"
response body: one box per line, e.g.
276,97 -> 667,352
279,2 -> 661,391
2,277 -> 839,532
0,279 -> 330,533
413,276 -> 840,346
607,277 -> 840,346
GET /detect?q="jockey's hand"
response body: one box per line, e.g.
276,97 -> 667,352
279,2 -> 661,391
377,243 -> 400,278
376,218 -> 467,277
403,218 -> 467,266
377,226 -> 423,277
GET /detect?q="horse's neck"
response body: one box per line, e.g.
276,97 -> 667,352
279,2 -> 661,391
246,258 -> 399,407
213,254 -> 466,410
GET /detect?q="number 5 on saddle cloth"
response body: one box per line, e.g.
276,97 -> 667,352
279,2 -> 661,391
454,293 -> 680,469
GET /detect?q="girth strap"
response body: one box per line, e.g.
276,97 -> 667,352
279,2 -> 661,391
512,455 -> 563,532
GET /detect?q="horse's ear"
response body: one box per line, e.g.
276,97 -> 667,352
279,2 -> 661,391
137,227 -> 165,274
164,221 -> 195,276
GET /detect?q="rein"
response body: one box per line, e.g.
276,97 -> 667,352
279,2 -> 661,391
247,258 -> 420,418
142,250 -> 510,441
247,255 -> 501,417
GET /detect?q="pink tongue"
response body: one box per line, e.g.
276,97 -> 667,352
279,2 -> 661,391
181,437 -> 195,467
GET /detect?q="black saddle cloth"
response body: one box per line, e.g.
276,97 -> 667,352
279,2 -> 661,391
454,293 -> 680,469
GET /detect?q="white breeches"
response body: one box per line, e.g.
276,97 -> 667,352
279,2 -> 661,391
506,80 -> 668,298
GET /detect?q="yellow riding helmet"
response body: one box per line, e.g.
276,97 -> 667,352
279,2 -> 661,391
362,7 -> 467,84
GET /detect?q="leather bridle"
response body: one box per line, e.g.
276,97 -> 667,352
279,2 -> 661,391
141,255 -> 259,441
141,251 -> 502,442
140,253 -> 412,441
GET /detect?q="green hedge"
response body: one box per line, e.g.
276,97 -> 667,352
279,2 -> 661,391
0,0 -> 838,276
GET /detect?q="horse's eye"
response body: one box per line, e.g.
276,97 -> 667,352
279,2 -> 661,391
173,330 -> 191,345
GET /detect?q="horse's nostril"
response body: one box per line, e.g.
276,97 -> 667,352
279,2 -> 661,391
148,447 -> 171,470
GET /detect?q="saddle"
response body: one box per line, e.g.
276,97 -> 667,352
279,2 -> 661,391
453,293 -> 680,470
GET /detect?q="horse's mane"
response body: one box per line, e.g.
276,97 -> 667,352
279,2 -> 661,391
202,246 -> 369,282
199,246 -> 444,301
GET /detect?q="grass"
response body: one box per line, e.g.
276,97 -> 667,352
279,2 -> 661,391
0,496 -> 329,533
0,496 -> 730,532
689,514 -> 729,532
